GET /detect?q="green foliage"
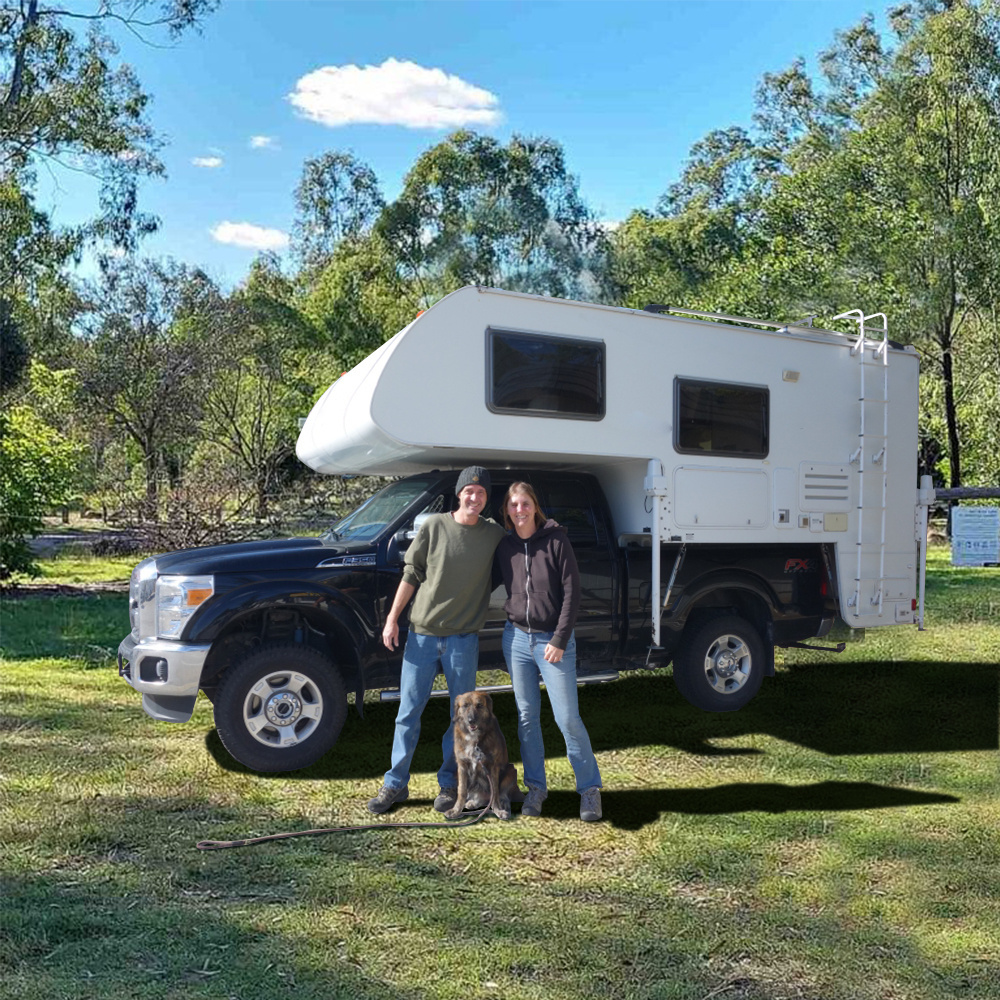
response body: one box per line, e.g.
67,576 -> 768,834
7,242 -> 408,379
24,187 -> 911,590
76,259 -> 219,512
1,2 -> 209,259
0,296 -> 28,391
292,151 -> 385,272
189,255 -> 318,520
378,129 -> 612,303
0,361 -> 83,578
303,231 -> 418,371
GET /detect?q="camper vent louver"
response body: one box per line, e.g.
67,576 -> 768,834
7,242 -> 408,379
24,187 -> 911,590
799,463 -> 851,512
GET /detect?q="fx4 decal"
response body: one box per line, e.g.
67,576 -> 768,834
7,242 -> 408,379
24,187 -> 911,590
784,558 -> 819,573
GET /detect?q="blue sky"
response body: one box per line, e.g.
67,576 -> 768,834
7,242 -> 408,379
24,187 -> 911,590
45,0 -> 889,288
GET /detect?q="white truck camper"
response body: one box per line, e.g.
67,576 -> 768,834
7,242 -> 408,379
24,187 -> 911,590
298,285 -> 930,669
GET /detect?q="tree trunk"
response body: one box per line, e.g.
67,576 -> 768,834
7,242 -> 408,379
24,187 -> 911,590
940,333 -> 962,491
143,452 -> 158,522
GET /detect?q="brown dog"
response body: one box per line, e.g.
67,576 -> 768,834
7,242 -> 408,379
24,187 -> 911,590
445,691 -> 524,820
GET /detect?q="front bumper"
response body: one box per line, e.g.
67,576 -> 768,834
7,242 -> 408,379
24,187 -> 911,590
117,634 -> 212,723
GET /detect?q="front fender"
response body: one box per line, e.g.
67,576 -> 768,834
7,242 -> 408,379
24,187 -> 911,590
185,579 -> 375,654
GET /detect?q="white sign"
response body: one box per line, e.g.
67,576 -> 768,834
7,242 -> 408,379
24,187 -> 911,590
951,507 -> 1000,567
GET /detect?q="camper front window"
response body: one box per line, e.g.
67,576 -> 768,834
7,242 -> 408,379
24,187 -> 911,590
488,329 -> 605,420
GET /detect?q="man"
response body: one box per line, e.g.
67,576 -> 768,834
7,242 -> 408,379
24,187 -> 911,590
368,466 -> 505,814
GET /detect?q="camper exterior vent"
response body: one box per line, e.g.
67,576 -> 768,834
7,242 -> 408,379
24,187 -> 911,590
799,463 -> 852,512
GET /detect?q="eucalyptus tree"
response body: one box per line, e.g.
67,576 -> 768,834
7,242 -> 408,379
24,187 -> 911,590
1,0 -> 217,268
77,259 -> 219,516
377,130 -> 612,305
197,255 -> 317,521
292,151 -> 385,275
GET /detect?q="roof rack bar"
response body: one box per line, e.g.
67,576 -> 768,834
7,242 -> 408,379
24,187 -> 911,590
642,303 -> 819,333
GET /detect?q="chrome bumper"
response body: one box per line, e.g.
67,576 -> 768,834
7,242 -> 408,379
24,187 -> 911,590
117,634 -> 211,723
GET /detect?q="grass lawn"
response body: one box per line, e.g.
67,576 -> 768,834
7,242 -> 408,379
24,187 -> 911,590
1,547 -> 997,999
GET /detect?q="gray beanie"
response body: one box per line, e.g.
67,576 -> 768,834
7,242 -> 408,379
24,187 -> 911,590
455,466 -> 491,499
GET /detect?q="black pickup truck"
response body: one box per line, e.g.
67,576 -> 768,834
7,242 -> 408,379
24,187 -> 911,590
118,468 -> 838,772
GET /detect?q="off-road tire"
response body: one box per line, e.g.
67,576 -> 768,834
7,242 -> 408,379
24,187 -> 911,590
673,614 -> 765,713
214,644 -> 347,772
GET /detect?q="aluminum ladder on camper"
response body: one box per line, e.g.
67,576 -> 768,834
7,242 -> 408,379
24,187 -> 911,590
834,309 -> 890,618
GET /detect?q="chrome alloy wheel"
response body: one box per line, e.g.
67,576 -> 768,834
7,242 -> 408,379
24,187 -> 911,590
702,634 -> 753,694
243,671 -> 324,748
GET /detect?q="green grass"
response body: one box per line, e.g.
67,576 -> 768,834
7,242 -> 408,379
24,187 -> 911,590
1,547 -> 998,999
8,543 -> 140,587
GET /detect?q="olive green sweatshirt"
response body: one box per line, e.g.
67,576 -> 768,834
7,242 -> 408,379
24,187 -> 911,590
402,513 -> 505,636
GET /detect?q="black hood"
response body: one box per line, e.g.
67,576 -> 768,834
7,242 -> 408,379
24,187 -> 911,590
151,536 -> 347,576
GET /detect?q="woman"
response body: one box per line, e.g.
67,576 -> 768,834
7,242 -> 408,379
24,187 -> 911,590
497,482 -> 603,821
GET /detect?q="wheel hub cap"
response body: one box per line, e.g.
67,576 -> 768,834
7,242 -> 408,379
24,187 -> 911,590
264,691 -> 302,727
704,634 -> 751,693
715,651 -> 739,677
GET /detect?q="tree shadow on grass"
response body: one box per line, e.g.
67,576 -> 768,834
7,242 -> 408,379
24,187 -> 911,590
205,659 -> 998,780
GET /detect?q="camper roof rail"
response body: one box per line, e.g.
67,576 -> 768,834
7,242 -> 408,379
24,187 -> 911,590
642,303 -> 824,335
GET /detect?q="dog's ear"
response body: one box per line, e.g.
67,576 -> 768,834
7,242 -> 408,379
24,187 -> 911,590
485,694 -> 493,713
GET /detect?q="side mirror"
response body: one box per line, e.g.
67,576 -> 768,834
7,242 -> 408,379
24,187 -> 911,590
392,512 -> 432,553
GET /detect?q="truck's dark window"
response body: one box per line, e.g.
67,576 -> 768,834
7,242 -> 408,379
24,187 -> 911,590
488,329 -> 604,419
674,378 -> 769,458
542,480 -> 600,548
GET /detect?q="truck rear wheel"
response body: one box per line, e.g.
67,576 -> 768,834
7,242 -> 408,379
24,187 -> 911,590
673,615 -> 765,712
214,644 -> 347,772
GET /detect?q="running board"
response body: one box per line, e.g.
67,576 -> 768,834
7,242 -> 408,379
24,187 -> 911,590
379,671 -> 620,702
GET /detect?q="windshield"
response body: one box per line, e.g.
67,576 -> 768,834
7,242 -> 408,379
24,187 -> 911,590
324,477 -> 438,543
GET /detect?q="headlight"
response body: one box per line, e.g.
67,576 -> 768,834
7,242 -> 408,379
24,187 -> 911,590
156,575 -> 214,639
132,558 -> 158,640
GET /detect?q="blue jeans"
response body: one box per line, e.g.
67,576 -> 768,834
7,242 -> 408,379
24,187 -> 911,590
384,631 -> 479,790
503,622 -> 601,793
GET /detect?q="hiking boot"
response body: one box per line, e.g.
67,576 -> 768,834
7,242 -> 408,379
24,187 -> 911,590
433,786 -> 458,813
367,784 -> 408,814
580,786 -> 602,822
521,787 -> 547,818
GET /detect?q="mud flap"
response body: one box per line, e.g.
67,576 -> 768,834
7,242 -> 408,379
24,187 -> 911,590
355,672 -> 365,718
764,620 -> 776,677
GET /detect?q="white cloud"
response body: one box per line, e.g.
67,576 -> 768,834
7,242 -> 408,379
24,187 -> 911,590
192,156 -> 223,168
288,57 -> 501,130
250,135 -> 278,149
210,221 -> 289,251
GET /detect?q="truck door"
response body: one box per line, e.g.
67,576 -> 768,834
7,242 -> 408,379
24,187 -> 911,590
539,476 -> 616,664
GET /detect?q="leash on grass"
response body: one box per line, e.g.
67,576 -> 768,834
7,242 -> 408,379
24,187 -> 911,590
196,779 -> 506,850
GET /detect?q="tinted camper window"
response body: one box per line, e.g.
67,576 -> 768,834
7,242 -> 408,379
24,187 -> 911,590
488,329 -> 605,419
674,378 -> 769,458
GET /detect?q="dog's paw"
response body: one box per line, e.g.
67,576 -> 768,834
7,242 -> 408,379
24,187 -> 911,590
493,807 -> 511,821
444,807 -> 463,821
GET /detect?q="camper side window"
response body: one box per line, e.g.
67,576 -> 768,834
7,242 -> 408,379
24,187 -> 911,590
674,378 -> 769,459
487,329 -> 605,420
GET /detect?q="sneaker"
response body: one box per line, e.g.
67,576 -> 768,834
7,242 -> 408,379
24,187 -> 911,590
367,784 -> 408,814
580,786 -> 602,822
521,787 -> 547,818
433,787 -> 458,813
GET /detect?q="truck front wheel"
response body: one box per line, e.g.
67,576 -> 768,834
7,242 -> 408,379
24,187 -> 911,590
673,615 -> 765,713
214,644 -> 347,772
